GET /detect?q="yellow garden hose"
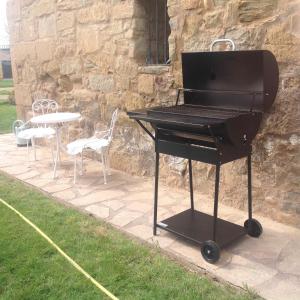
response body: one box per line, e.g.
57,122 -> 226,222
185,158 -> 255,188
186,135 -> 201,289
0,198 -> 119,300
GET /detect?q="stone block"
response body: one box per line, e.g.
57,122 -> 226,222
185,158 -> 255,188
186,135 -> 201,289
21,0 -> 35,7
183,0 -> 201,10
57,0 -> 83,10
38,14 -> 56,38
112,2 -> 134,19
291,13 -> 300,35
36,39 -> 54,62
57,11 -> 75,31
77,27 -> 99,53
20,18 -> 37,41
9,23 -> 20,45
7,0 -> 21,22
77,3 -> 109,24
88,74 -> 114,92
11,42 -> 36,62
71,89 -> 98,102
14,84 -> 32,106
238,0 -> 278,22
33,0 -> 55,17
60,57 -> 82,76
138,74 -> 154,95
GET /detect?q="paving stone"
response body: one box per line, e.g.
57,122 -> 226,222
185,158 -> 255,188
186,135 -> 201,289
25,177 -> 54,188
255,273 -> 300,300
214,255 -> 277,287
277,239 -> 300,276
85,204 -> 110,219
102,199 -> 125,211
53,189 -> 77,201
16,170 -> 41,180
69,190 -> 126,207
127,201 -> 152,213
148,233 -> 176,249
110,210 -> 143,227
159,196 -> 178,206
127,224 -> 153,240
77,187 -> 93,196
122,191 -> 153,203
2,165 -> 30,175
43,183 -> 73,193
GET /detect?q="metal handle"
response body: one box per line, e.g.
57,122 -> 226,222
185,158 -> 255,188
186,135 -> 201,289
210,39 -> 236,51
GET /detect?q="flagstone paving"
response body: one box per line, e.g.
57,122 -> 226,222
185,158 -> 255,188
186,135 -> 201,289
0,133 -> 300,300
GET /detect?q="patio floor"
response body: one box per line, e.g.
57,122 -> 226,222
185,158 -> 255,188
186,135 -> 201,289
0,133 -> 299,300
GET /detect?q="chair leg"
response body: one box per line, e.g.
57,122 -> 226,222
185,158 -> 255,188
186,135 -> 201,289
74,156 -> 77,184
27,140 -> 30,161
32,137 -> 36,161
106,151 -> 111,176
51,139 -> 55,166
100,150 -> 107,184
80,151 -> 84,175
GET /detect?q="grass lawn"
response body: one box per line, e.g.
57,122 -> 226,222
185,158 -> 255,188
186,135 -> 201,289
0,90 -> 11,95
0,101 -> 16,134
0,79 -> 14,88
0,173 -> 259,300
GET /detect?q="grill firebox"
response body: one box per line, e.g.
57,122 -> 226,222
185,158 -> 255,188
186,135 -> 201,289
127,48 -> 279,263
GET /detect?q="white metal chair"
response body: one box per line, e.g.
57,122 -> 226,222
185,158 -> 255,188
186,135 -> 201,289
17,98 -> 58,161
67,108 -> 119,184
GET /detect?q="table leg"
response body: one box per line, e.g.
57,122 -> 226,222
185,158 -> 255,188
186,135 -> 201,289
53,128 -> 60,179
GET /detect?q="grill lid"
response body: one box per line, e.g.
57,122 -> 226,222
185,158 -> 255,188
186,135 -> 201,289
182,50 -> 279,112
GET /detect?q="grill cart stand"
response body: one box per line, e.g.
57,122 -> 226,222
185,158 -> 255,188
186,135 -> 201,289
128,40 -> 278,263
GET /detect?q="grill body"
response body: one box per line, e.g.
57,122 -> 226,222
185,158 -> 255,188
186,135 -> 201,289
127,50 -> 279,263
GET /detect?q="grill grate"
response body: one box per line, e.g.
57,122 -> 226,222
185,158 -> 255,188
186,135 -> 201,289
148,105 -> 242,120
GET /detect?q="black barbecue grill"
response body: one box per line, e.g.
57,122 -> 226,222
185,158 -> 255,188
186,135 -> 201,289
127,40 -> 279,263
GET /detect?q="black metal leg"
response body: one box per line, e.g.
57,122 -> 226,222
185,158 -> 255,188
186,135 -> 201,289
247,154 -> 253,220
188,159 -> 194,211
213,164 -> 220,241
153,152 -> 160,235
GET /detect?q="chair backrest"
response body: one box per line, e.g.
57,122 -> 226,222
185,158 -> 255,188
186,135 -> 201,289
107,108 -> 119,142
32,99 -> 58,116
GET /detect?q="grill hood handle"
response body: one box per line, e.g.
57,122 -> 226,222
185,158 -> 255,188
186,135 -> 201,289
210,39 -> 236,51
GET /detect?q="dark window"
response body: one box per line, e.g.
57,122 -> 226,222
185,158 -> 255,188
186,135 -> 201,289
139,0 -> 171,65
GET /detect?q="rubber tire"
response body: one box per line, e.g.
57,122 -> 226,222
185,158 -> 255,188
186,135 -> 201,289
201,240 -> 220,264
244,218 -> 263,238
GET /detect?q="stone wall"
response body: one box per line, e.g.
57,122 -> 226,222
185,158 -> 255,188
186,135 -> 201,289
7,0 -> 300,226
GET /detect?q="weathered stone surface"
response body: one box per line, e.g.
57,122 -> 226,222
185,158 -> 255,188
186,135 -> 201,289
138,74 -> 154,94
77,27 -> 99,53
77,3 -> 109,24
32,0 -> 55,17
238,0 -> 278,22
36,39 -> 54,62
14,84 -> 32,106
57,11 -> 75,32
6,0 -> 20,21
57,0 -> 83,11
88,74 -> 114,92
20,18 -> 37,41
7,0 -> 300,227
38,14 -> 56,38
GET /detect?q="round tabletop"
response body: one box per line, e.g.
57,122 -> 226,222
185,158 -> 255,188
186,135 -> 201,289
31,112 -> 81,125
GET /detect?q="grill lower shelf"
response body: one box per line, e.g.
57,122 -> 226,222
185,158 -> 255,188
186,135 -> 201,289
157,209 -> 246,248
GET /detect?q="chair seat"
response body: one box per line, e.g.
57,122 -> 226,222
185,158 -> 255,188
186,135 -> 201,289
67,137 -> 109,155
18,127 -> 55,140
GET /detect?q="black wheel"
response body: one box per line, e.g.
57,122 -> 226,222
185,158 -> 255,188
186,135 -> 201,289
244,218 -> 263,237
201,240 -> 220,264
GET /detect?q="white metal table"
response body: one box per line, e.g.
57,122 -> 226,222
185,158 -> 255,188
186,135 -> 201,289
31,112 -> 81,178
